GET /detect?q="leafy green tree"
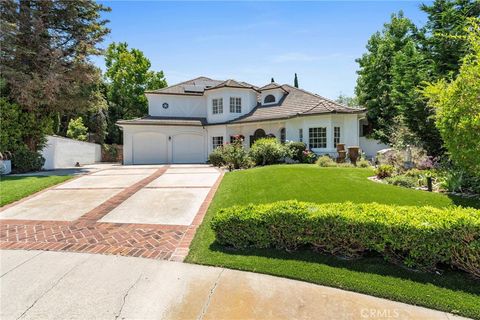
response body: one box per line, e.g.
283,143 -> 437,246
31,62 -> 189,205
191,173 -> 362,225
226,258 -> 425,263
67,117 -> 88,141
294,73 -> 299,88
391,40 -> 443,156
423,18 -> 480,176
0,0 -> 110,152
335,94 -> 359,107
420,0 -> 480,78
355,12 -> 418,143
104,42 -> 167,144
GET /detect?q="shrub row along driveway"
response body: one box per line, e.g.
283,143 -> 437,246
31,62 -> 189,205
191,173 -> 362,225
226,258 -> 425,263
0,165 -> 222,261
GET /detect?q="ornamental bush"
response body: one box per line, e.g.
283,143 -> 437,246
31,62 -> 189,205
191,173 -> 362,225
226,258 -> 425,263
385,175 -> 418,188
375,164 -> 395,179
11,146 -> 45,173
249,138 -> 287,166
316,155 -> 336,167
211,201 -> 480,277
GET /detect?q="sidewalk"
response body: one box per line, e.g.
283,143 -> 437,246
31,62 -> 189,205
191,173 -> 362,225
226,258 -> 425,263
0,250 -> 466,320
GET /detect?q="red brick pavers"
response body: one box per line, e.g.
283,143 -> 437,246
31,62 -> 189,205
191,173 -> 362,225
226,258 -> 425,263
0,166 -> 224,261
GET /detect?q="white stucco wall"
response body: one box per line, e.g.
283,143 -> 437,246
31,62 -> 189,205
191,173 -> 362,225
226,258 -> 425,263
147,94 -> 207,118
41,135 -> 101,170
286,114 -> 360,155
122,125 -> 208,164
228,121 -> 286,149
359,137 -> 390,158
205,88 -> 258,124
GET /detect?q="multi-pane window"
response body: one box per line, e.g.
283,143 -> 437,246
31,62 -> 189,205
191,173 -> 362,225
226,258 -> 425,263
299,128 -> 303,142
229,97 -> 242,113
212,136 -> 223,149
334,127 -> 341,147
280,128 -> 286,143
309,127 -> 327,149
212,98 -> 223,114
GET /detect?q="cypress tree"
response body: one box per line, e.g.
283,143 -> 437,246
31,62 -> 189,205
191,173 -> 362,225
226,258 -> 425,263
294,73 -> 299,88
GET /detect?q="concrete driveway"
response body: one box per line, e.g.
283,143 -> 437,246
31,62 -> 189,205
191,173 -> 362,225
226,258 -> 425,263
0,165 -> 222,261
0,250 -> 465,320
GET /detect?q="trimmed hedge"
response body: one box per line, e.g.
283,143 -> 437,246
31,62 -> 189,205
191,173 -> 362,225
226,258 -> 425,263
211,201 -> 480,277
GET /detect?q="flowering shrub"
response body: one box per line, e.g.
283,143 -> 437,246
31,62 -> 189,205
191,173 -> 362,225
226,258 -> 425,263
208,137 -> 251,171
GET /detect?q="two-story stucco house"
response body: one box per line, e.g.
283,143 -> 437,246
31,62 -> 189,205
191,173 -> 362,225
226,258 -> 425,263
117,76 -> 385,164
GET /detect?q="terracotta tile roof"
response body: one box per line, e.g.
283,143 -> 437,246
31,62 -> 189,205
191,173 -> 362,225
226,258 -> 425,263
204,79 -> 259,92
229,85 -> 365,124
145,77 -> 223,96
117,116 -> 207,126
258,82 -> 287,92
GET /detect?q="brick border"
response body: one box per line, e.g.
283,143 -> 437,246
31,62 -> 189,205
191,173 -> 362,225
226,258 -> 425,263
75,166 -> 169,223
169,170 -> 225,261
1,166 -> 224,262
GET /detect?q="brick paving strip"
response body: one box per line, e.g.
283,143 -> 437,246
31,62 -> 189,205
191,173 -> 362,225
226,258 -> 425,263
0,167 -> 224,261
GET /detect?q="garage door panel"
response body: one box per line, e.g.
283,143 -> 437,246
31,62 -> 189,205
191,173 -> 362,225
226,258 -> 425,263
173,134 -> 205,163
133,132 -> 167,164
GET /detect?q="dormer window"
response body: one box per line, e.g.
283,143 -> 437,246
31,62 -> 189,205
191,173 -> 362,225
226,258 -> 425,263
212,98 -> 223,114
264,94 -> 276,104
230,97 -> 242,113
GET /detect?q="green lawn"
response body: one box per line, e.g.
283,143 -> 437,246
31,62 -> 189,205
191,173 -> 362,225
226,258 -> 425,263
187,165 -> 480,319
0,175 -> 73,207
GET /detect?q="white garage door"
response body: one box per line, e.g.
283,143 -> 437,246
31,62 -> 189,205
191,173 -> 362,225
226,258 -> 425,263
132,132 -> 168,164
172,133 -> 205,163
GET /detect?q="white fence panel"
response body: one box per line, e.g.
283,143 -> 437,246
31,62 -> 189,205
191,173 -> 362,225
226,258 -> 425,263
41,135 -> 101,170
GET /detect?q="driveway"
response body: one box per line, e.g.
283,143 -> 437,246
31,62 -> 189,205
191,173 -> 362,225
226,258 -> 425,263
0,250 -> 465,320
0,165 -> 223,261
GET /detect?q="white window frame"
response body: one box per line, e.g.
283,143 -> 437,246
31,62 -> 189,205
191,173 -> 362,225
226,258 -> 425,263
212,136 -> 223,149
334,126 -> 341,147
309,127 -> 327,149
229,97 -> 242,113
212,98 -> 223,114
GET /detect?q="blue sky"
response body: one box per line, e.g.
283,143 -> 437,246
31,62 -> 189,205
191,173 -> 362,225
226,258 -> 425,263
94,1 -> 430,99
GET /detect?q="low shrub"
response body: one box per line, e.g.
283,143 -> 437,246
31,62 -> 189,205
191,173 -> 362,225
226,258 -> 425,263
208,140 -> 252,171
208,147 -> 225,167
211,201 -> 480,277
356,159 -> 372,168
222,142 -> 252,171
249,138 -> 287,166
285,142 -> 306,162
385,175 -> 418,188
11,147 -> 45,173
375,164 -> 395,179
316,155 -> 336,167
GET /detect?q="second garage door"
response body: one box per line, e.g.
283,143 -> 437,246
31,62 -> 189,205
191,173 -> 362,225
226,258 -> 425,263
172,133 -> 205,163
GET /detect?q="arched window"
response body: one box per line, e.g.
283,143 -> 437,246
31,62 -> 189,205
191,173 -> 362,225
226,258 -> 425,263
280,128 -> 286,143
254,129 -> 266,138
264,94 -> 276,104
250,129 -> 267,147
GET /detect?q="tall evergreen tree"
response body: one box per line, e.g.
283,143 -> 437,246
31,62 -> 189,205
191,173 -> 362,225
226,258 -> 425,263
0,0 -> 110,151
271,77 -> 275,83
355,12 -> 417,144
420,0 -> 480,78
294,73 -> 299,88
391,40 -> 443,155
